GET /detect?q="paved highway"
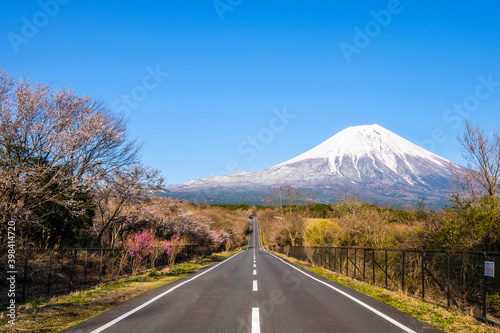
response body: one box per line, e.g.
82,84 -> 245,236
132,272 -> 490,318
64,218 -> 442,332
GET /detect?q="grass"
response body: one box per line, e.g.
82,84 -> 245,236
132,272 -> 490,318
272,252 -> 500,333
0,251 -> 238,333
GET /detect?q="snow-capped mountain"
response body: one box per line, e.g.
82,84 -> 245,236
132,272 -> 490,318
275,124 -> 454,185
164,124 -> 464,208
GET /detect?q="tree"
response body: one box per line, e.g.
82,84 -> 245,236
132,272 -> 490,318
456,121 -> 500,201
445,121 -> 500,250
303,218 -> 338,247
92,164 -> 164,247
30,167 -> 95,247
330,195 -> 391,248
127,230 -> 154,274
0,68 -> 140,246
264,185 -> 311,246
164,234 -> 185,270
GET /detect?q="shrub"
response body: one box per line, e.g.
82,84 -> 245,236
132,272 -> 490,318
127,230 -> 154,274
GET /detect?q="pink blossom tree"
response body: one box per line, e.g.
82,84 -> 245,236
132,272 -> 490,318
164,234 -> 185,270
127,230 -> 154,274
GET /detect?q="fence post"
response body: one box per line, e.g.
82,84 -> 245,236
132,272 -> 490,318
339,248 -> 343,275
99,248 -> 103,282
354,248 -> 357,279
401,250 -> 405,293
47,249 -> 53,294
328,247 -> 332,270
111,249 -> 115,278
22,249 -> 28,301
323,248 -> 327,268
482,253 -> 487,320
385,249 -> 388,288
372,249 -> 375,285
69,249 -> 74,291
421,251 -> 425,300
334,247 -> 337,273
447,251 -> 451,308
346,248 -> 349,277
319,248 -> 322,267
130,254 -> 134,275
84,249 -> 88,283
364,249 -> 368,281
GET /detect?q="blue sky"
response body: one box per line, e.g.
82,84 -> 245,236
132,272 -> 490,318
2,1 -> 500,184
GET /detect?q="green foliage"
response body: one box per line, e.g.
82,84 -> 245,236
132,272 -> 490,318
487,294 -> 500,318
14,166 -> 96,248
213,203 -> 252,211
308,204 -> 333,219
439,196 -> 500,250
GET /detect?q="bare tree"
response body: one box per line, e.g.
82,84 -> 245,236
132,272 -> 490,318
264,185 -> 310,246
455,121 -> 500,202
444,121 -> 500,250
93,165 -> 164,247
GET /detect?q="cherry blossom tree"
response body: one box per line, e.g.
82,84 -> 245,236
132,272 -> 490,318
164,234 -> 185,270
0,68 -> 140,246
92,165 -> 164,247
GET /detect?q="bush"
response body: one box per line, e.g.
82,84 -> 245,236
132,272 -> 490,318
303,219 -> 339,246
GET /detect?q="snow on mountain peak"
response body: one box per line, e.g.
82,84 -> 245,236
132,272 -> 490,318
166,124 -> 463,208
278,124 -> 451,177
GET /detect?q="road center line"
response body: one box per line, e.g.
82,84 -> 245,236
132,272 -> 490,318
253,280 -> 258,291
253,269 -> 257,275
90,251 -> 243,333
267,252 -> 417,333
251,308 -> 260,333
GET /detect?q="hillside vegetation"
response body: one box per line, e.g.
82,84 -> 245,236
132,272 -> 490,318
258,190 -> 500,252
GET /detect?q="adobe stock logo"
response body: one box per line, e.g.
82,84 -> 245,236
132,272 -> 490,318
212,0 -> 243,21
339,0 -> 405,64
7,0 -> 70,54
209,107 -> 295,177
111,65 -> 169,115
416,74 -> 500,152
237,107 -> 295,162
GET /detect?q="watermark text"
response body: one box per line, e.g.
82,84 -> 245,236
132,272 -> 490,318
7,0 -> 70,54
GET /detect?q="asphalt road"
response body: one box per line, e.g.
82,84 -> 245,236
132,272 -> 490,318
64,218 -> 442,333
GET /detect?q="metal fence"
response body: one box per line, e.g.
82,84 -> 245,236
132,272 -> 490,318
272,245 -> 500,325
0,244 -> 223,305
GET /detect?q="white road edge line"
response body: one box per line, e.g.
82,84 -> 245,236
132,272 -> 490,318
267,252 -> 417,333
253,280 -> 258,291
251,307 -> 260,333
90,251 -> 244,333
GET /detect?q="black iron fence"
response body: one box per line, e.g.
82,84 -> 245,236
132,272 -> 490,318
0,244 -> 223,305
272,245 -> 500,325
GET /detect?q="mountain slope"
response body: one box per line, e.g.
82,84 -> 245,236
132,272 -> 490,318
164,124 -> 464,208
275,124 -> 455,185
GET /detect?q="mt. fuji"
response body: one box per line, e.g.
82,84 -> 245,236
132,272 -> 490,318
164,125 -> 464,208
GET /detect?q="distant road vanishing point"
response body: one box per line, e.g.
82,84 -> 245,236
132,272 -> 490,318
63,218 -> 442,333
